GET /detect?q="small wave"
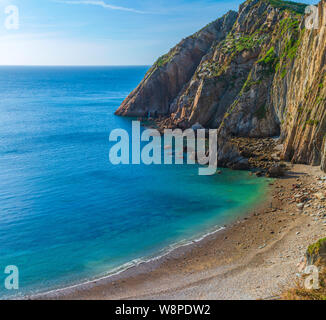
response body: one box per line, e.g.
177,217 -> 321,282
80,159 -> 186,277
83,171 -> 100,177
29,225 -> 225,299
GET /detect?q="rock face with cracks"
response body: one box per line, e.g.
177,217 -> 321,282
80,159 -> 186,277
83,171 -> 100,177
115,0 -> 326,173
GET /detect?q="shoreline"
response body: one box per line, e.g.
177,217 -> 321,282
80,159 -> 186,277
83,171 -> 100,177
28,225 -> 226,300
33,164 -> 326,300
28,197 -> 259,299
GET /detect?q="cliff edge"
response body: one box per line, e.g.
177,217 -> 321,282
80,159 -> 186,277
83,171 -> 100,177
115,0 -> 326,173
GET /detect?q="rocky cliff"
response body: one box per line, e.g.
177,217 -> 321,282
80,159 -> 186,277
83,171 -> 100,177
115,0 -> 326,173
115,10 -> 237,117
279,0 -> 326,169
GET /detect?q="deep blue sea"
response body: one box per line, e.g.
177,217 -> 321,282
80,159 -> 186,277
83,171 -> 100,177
0,66 -> 270,298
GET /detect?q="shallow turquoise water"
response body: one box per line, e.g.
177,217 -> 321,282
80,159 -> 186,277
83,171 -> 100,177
0,66 -> 270,298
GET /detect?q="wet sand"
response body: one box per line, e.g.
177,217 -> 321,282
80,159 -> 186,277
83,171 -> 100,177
33,164 -> 326,300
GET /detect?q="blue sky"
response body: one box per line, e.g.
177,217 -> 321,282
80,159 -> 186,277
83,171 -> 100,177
0,0 -> 314,65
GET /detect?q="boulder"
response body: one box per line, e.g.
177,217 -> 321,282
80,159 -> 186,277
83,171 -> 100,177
266,164 -> 286,178
231,158 -> 250,170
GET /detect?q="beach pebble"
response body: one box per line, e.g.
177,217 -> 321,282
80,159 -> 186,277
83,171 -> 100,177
297,203 -> 304,210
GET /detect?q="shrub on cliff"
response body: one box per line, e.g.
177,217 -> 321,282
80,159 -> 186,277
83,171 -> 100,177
282,238 -> 326,300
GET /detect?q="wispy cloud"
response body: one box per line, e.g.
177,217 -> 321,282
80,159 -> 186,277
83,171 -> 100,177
56,0 -> 148,14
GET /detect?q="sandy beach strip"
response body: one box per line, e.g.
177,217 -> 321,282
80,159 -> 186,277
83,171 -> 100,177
33,164 -> 326,300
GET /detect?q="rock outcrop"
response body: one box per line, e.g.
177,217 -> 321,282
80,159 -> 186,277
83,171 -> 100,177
322,138 -> 326,171
307,238 -> 326,265
115,0 -> 326,173
115,10 -> 237,117
280,0 -> 326,169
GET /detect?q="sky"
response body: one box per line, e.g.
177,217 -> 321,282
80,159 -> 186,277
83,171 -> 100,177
0,0 -> 315,66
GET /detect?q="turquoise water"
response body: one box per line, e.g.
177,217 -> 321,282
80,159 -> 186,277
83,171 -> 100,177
0,66 -> 270,298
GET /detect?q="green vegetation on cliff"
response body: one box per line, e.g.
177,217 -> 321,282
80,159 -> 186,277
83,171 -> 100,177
274,14 -> 303,81
267,0 -> 307,14
308,238 -> 326,257
156,49 -> 178,68
283,238 -> 326,300
117,0 -> 326,174
222,31 -> 265,56
258,46 -> 278,74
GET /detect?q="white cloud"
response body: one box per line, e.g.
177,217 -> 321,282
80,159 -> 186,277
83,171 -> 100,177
55,0 -> 148,14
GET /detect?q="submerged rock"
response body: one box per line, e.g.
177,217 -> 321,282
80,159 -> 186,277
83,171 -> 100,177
230,158 -> 250,170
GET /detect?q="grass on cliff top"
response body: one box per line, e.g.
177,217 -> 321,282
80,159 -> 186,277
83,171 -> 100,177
267,0 -> 307,15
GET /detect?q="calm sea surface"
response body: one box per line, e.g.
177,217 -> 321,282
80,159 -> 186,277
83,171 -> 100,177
0,66 -> 270,298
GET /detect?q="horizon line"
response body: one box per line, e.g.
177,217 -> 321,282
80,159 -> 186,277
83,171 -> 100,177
0,64 -> 152,67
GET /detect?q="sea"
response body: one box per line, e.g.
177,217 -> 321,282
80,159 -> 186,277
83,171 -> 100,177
0,66 -> 271,298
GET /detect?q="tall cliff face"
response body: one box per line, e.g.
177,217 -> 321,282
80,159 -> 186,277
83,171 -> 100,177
115,10 -> 237,117
171,0 -> 282,136
279,0 -> 326,168
321,139 -> 326,171
115,0 -> 326,173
